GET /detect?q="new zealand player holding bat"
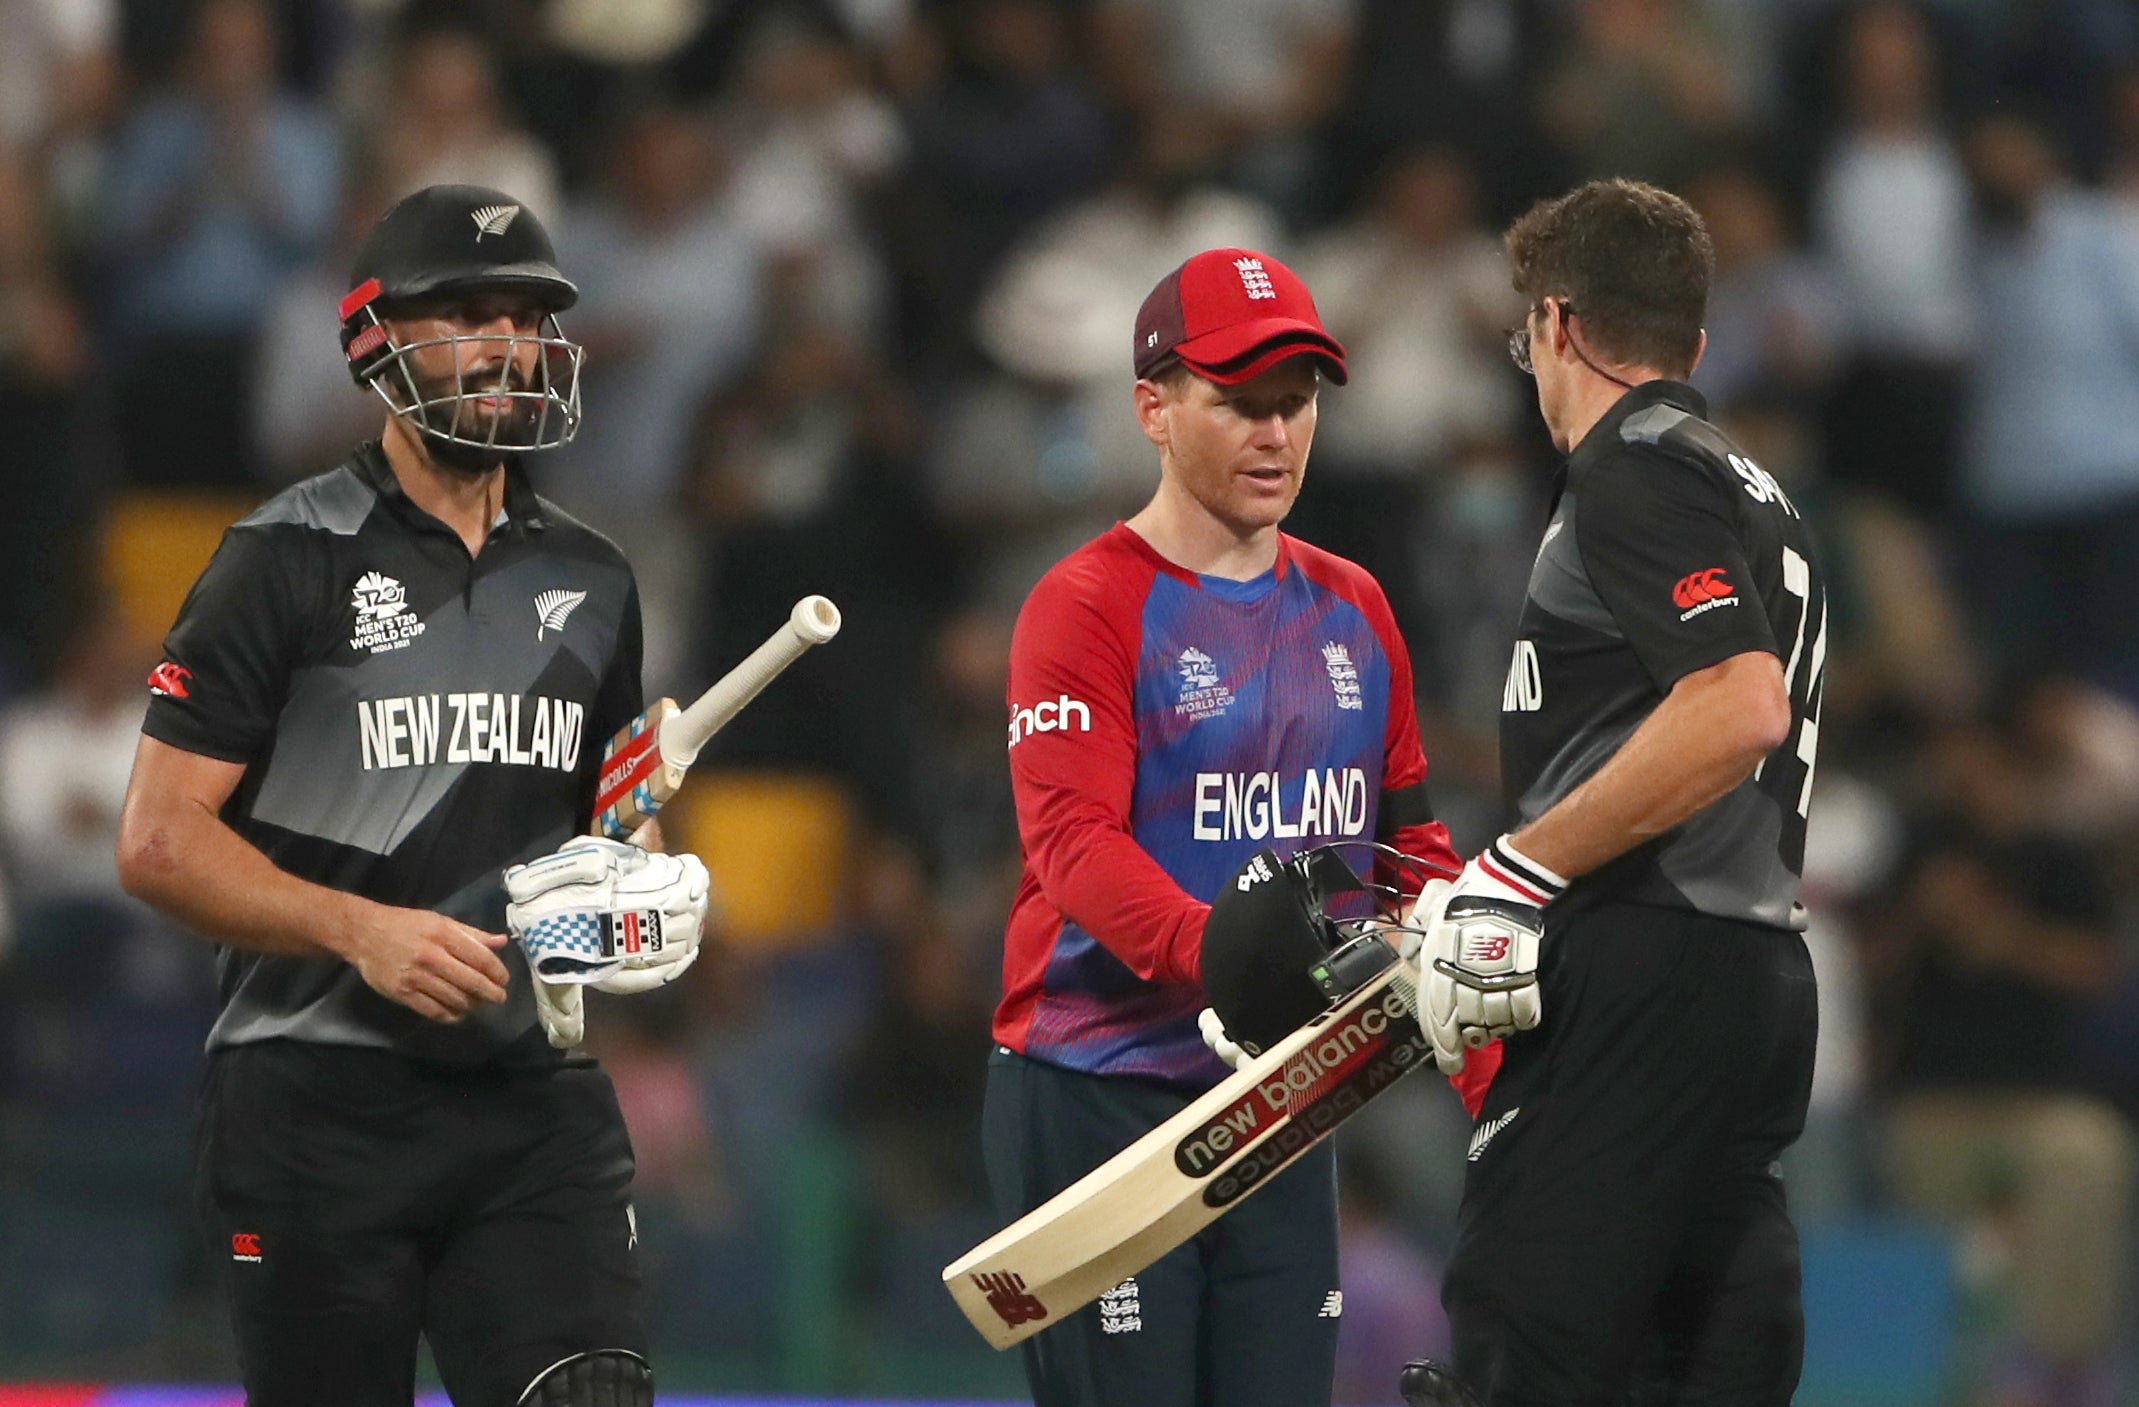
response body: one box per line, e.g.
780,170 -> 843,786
987,247 -> 1460,1407
115,186 -> 701,1406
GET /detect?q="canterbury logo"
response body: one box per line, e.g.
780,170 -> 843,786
471,204 -> 521,239
147,661 -> 192,699
973,1271 -> 1048,1327
1467,1106 -> 1519,1161
231,1232 -> 263,1262
1671,568 -> 1734,610
536,589 -> 588,639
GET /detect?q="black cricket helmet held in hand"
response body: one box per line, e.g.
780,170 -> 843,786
1202,842 -> 1453,1056
338,184 -> 584,463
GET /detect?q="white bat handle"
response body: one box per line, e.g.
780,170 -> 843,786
662,596 -> 841,768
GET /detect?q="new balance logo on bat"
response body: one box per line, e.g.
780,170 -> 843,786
1008,694 -> 1091,747
974,1271 -> 1048,1328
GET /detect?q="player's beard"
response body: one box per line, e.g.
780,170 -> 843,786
401,362 -> 549,472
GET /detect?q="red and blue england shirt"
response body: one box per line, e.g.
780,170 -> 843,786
996,524 -> 1457,1087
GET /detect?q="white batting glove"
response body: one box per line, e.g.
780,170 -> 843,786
1198,1008 -> 1251,1071
505,837 -> 712,1046
1408,837 -> 1566,1075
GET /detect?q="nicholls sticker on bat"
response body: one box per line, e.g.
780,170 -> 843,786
1174,984 -> 1416,1178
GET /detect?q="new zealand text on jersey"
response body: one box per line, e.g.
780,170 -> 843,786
358,693 -> 585,772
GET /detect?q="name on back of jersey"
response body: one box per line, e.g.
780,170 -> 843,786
1192,768 -> 1369,842
358,692 -> 585,772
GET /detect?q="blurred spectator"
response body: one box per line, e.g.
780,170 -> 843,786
251,163 -> 396,484
1538,0 -> 1746,189
96,0 -> 340,488
0,148 -> 96,691
948,109 -> 1281,596
1092,0 -> 1355,219
0,0 -> 118,224
1955,112 -> 2139,701
722,23 -> 903,339
552,102 -> 764,688
1323,0 -> 1561,221
1811,1 -> 1973,518
559,102 -> 764,518
888,0 -> 1113,375
1289,142 -> 1520,640
0,591 -> 150,909
1684,162 -> 1843,415
1861,719 -> 2136,1407
369,17 -> 561,216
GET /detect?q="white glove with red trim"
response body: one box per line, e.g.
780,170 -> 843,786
504,837 -> 711,1047
1407,836 -> 1567,1075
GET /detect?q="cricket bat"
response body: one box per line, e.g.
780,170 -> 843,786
591,595 -> 842,839
943,958 -> 1431,1349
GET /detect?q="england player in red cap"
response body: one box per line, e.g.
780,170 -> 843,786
984,247 -> 1460,1406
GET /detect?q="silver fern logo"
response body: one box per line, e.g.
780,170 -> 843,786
471,204 -> 521,240
535,589 -> 588,639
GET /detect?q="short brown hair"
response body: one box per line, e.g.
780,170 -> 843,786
1505,179 -> 1713,377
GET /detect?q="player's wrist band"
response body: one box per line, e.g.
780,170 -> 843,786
1480,835 -> 1569,906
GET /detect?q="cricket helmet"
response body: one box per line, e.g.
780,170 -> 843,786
338,184 -> 584,462
1201,842 -> 1451,1055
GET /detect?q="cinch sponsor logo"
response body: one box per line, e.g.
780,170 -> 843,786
358,693 -> 584,772
1175,985 -> 1413,1177
1192,768 -> 1368,842
1672,567 -> 1741,622
1007,694 -> 1091,747
231,1232 -> 262,1263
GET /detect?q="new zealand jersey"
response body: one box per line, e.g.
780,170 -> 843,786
142,442 -> 644,1063
1502,381 -> 1826,929
997,525 -> 1456,1085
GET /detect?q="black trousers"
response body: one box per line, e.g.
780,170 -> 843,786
195,1039 -> 646,1406
1444,904 -> 1818,1407
984,1048 -> 1343,1407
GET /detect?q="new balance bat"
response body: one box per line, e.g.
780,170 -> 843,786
592,596 -> 842,839
943,958 -> 1430,1349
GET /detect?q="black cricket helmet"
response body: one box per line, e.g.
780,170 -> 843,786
1202,842 -> 1453,1055
338,184 -> 584,460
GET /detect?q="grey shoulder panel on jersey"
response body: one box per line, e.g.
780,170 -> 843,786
1619,403 -> 1694,446
239,465 -> 377,536
1528,492 -> 1621,637
1514,707 -> 1643,824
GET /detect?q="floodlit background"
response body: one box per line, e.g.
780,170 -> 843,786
2,0 -> 2138,1402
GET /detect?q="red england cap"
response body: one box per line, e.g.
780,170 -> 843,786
1133,248 -> 1347,386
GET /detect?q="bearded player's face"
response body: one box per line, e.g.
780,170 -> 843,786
386,293 -> 553,446
1145,359 -> 1320,536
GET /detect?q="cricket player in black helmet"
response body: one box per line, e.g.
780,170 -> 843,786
118,184 -> 707,1406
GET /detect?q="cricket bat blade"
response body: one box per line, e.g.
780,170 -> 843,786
943,961 -> 1431,1349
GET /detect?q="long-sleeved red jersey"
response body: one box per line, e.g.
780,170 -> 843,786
997,524 -> 1461,1087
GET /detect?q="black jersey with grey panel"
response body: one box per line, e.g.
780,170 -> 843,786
143,442 -> 644,1063
1499,381 -> 1826,930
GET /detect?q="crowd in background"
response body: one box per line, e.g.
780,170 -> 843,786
3,0 -> 2139,1400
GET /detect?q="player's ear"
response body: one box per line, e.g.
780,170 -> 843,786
1687,327 -> 1708,378
1133,378 -> 1171,450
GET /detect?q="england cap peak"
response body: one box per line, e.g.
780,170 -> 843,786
1133,248 -> 1348,386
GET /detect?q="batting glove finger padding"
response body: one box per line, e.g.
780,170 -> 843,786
1197,1007 -> 1251,1071
1409,837 -> 1564,1075
506,837 -> 713,998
